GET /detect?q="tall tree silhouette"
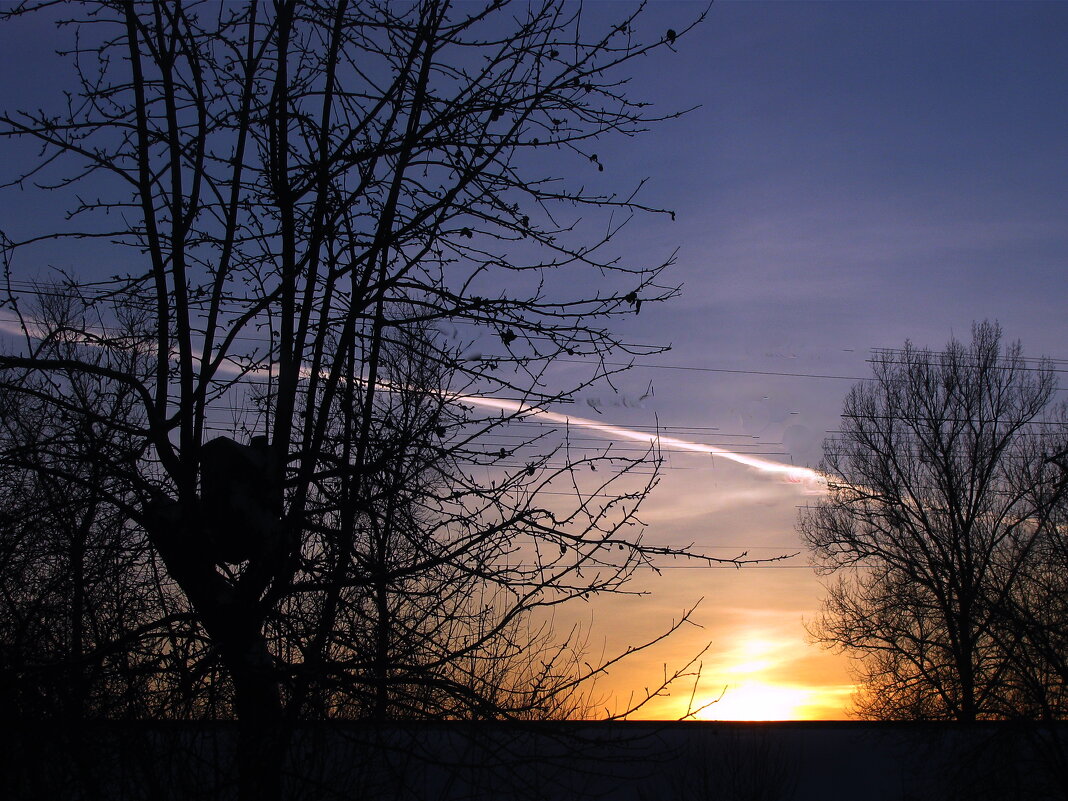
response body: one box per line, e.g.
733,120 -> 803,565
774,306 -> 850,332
0,2 -> 727,796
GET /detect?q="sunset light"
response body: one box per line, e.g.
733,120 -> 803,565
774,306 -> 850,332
692,636 -> 825,720
5,1 -> 1068,797
700,682 -> 813,721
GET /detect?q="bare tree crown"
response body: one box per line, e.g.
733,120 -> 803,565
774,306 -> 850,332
801,321 -> 1068,721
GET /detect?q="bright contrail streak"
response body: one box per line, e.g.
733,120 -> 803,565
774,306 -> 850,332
456,394 -> 827,490
0,316 -> 827,490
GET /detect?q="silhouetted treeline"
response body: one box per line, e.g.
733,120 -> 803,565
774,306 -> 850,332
802,322 -> 1068,721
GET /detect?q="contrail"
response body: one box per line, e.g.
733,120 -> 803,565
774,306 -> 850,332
456,394 -> 827,490
0,316 -> 827,490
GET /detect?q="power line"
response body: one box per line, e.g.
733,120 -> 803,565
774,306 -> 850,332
558,359 -> 870,382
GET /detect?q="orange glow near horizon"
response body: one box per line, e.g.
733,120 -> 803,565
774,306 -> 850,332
683,635 -> 856,721
697,637 -> 812,720
698,682 -> 814,721
694,679 -> 858,721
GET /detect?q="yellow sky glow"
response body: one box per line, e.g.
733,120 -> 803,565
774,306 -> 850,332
689,632 -> 856,721
698,682 -> 813,721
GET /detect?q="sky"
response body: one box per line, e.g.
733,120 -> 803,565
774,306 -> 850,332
2,1 -> 1067,721
535,0 -> 1068,720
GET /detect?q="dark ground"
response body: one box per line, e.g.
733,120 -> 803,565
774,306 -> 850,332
7,720 -> 1068,801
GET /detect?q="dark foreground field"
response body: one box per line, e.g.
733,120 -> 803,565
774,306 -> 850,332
7,720 -> 1067,801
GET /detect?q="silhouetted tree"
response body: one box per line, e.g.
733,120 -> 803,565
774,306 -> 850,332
0,289 -> 207,721
988,427 -> 1068,720
0,2 -> 725,796
800,322 -> 1068,721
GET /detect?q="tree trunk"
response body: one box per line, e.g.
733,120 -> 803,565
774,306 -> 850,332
148,508 -> 285,801
229,639 -> 285,801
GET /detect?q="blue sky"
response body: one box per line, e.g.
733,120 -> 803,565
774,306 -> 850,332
619,2 -> 1068,351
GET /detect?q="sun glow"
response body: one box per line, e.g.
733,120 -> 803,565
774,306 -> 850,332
699,682 -> 813,721
685,636 -> 846,721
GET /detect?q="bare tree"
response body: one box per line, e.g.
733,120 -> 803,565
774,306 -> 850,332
799,321 -> 1068,721
282,314 -> 629,723
987,418 -> 1068,720
0,288 -> 206,721
0,2 -> 731,796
